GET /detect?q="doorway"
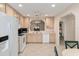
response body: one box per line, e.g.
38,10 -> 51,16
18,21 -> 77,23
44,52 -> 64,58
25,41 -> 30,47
59,14 -> 75,50
59,21 -> 64,45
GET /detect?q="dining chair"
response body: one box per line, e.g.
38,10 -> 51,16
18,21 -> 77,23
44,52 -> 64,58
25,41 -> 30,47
65,41 -> 79,49
54,46 -> 58,56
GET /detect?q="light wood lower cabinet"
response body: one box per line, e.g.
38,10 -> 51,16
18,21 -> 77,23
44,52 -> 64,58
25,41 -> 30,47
49,33 -> 56,43
27,32 -> 56,43
27,33 -> 42,43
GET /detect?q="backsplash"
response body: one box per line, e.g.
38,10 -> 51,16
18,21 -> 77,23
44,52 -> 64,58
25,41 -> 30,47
30,20 -> 45,31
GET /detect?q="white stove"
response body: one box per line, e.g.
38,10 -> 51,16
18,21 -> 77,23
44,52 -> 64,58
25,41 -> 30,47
18,33 -> 26,54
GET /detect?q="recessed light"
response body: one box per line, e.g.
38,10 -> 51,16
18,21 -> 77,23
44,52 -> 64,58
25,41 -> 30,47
27,14 -> 30,16
18,4 -> 23,7
45,14 -> 48,16
51,4 -> 56,7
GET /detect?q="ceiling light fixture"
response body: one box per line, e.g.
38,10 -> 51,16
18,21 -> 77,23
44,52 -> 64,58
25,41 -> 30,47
18,4 -> 23,7
51,4 -> 56,7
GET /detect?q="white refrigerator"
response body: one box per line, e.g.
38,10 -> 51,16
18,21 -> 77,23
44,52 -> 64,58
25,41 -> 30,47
0,14 -> 19,56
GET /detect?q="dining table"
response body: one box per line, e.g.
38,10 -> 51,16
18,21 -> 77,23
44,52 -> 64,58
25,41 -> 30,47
62,48 -> 79,56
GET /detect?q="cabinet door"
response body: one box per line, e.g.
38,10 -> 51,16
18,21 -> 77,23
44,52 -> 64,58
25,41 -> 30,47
23,18 -> 29,28
19,16 -> 24,27
27,33 -> 42,43
49,33 -> 56,43
6,5 -> 14,16
46,17 -> 54,31
14,11 -> 20,20
0,4 -> 6,13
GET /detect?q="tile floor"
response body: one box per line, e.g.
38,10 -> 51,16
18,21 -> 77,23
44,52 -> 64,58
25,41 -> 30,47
19,43 -> 55,56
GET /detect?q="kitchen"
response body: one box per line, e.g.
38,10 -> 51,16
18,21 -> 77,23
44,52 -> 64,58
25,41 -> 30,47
0,3 -> 79,56
0,3 -> 56,56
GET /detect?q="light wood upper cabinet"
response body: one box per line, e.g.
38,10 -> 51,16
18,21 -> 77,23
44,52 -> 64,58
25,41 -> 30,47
23,17 -> 29,28
23,17 -> 26,28
45,17 -> 54,31
22,17 -> 25,27
19,17 -> 29,28
0,3 -> 5,13
19,16 -> 24,27
14,11 -> 20,20
0,4 -> 26,28
5,4 -> 25,28
6,5 -> 14,16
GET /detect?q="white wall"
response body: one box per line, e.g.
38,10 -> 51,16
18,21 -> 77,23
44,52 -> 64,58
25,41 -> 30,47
62,14 -> 75,41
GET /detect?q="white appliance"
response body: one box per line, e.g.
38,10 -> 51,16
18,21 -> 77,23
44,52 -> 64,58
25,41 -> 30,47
18,34 -> 26,54
43,32 -> 49,43
0,13 -> 19,56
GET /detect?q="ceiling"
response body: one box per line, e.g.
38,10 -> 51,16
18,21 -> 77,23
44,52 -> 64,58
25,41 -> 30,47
9,3 -> 72,17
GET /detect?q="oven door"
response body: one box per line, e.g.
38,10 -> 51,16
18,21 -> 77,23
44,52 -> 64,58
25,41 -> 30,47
18,35 -> 26,53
